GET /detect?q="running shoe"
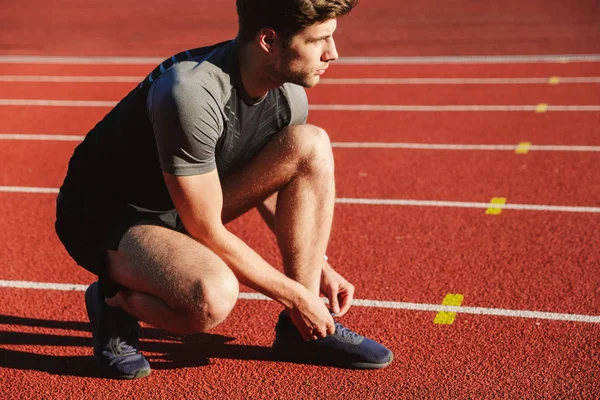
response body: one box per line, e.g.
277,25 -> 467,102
85,281 -> 151,379
272,311 -> 393,369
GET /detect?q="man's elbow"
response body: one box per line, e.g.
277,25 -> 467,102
186,219 -> 230,249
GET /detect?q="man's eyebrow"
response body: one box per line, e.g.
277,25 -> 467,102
310,34 -> 332,41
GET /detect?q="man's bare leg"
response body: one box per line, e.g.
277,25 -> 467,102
105,224 -> 239,333
105,124 -> 332,332
221,124 -> 335,295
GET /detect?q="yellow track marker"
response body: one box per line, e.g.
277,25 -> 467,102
434,294 -> 464,325
536,103 -> 548,113
548,76 -> 560,85
486,197 -> 507,215
515,142 -> 532,154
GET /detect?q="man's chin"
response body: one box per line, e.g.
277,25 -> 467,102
284,74 -> 320,88
301,76 -> 321,88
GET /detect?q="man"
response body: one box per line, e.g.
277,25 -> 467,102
55,0 -> 393,379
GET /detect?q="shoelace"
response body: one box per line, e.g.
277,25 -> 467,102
335,323 -> 361,340
106,313 -> 140,357
108,336 -> 138,357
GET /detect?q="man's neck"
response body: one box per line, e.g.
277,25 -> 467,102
237,41 -> 283,101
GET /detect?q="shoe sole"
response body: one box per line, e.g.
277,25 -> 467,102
100,365 -> 151,380
349,352 -> 394,369
272,345 -> 394,370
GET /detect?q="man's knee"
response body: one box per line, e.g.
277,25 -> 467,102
286,124 -> 334,176
185,267 -> 239,332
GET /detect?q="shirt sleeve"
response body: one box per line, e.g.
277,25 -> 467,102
283,83 -> 309,125
147,67 -> 223,176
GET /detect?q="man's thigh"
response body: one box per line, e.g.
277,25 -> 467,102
107,222 -> 237,313
56,192 -> 184,296
220,123 -> 332,223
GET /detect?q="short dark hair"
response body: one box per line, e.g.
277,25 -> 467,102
236,0 -> 358,44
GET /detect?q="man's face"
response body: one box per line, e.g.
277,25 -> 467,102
275,19 -> 339,88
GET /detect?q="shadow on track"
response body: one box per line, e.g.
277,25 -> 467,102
0,314 -> 274,378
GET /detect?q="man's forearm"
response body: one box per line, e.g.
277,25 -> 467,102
190,224 -> 307,309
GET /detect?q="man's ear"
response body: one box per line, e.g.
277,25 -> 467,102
258,28 -> 278,54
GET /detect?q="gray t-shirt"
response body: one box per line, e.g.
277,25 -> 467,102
59,39 -> 308,214
148,39 -> 308,179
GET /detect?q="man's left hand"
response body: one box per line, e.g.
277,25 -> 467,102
320,261 -> 355,317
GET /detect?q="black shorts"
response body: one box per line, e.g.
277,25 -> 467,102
55,191 -> 184,294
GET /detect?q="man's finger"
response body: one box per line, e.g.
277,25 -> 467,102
326,319 -> 336,336
329,288 -> 341,315
337,294 -> 351,317
337,286 -> 355,317
297,325 -> 312,341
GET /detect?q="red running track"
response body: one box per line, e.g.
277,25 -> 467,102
2,62 -> 600,79
1,80 -> 599,105
1,0 -> 600,397
1,191 -> 599,315
1,107 -> 599,149
2,0 -> 599,56
2,140 -> 600,205
1,287 -> 599,399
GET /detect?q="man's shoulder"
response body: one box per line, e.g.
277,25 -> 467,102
151,41 -> 236,106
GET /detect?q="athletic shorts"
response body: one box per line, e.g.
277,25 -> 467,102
54,191 -> 185,295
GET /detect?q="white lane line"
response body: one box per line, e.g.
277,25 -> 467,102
0,75 -> 142,83
310,104 -> 600,112
0,134 -> 85,141
2,75 -> 600,85
331,142 -> 600,152
0,55 -> 166,65
3,135 -> 599,153
336,198 -> 600,213
0,186 -> 58,193
0,99 -> 117,107
2,54 -> 600,65
1,185 -> 598,213
1,99 -> 599,112
321,77 -> 600,85
1,279 -> 598,323
336,54 -> 600,65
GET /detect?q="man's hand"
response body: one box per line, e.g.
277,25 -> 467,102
320,261 -> 355,317
290,290 -> 336,341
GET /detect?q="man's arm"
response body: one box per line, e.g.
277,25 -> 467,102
163,170 -> 335,339
257,193 -> 355,317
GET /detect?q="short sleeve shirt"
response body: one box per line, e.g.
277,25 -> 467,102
59,39 -> 308,213
148,39 -> 308,179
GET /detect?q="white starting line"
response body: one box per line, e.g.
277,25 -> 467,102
1,134 -> 599,153
1,99 -> 599,112
1,185 -> 599,213
2,75 -> 600,85
0,279 -> 597,324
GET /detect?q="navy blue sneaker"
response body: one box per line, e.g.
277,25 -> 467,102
85,282 -> 151,379
272,312 -> 393,369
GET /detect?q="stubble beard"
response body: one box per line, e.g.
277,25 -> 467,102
284,70 -> 319,88
276,52 -> 319,88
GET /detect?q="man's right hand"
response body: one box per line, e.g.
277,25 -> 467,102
289,292 -> 336,341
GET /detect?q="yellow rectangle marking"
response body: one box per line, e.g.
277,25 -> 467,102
485,197 -> 507,215
536,103 -> 548,113
434,294 -> 464,325
548,76 -> 560,85
515,142 -> 532,154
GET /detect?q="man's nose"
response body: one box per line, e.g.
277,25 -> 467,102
322,38 -> 339,62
